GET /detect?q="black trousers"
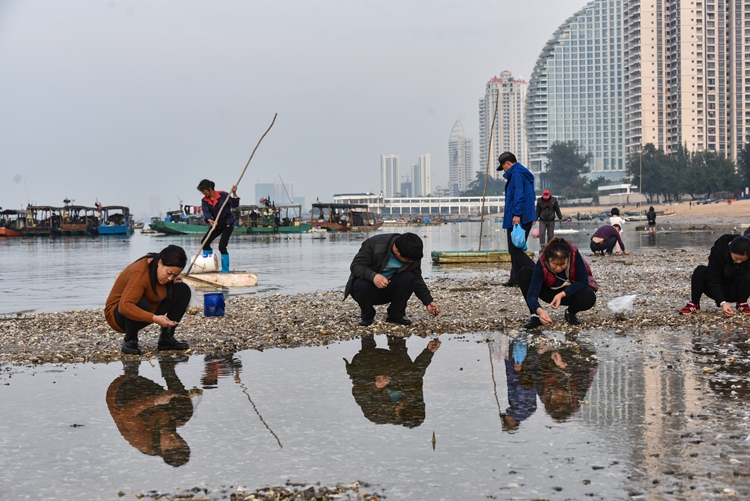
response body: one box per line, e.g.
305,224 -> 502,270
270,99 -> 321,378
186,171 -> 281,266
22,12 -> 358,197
506,222 -> 535,285
590,235 -> 618,254
352,271 -> 416,320
518,266 -> 596,314
114,282 -> 191,340
691,264 -> 750,305
202,223 -> 234,254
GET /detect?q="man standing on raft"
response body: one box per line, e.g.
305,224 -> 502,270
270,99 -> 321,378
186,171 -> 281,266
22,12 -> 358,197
198,179 -> 240,274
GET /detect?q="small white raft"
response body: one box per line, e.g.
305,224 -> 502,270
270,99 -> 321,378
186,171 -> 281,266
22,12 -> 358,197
555,229 -> 581,235
181,271 -> 258,289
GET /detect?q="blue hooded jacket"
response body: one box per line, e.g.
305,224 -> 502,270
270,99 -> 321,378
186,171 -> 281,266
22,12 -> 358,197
502,162 -> 537,229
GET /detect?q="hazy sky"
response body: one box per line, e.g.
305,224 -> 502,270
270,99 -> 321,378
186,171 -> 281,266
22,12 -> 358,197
1,0 -> 585,217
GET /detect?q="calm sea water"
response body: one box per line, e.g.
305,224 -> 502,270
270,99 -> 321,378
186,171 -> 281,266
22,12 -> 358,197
0,221 -> 727,315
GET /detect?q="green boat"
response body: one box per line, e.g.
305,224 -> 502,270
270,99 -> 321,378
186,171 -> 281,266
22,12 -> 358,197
431,250 -> 535,264
149,210 -> 209,235
235,203 -> 311,234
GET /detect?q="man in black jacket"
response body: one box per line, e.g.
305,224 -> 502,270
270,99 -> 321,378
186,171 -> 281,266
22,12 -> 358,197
344,233 -> 440,326
535,189 -> 563,247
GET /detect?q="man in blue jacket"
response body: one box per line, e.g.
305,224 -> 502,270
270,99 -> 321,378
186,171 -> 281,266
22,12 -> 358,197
498,151 -> 537,287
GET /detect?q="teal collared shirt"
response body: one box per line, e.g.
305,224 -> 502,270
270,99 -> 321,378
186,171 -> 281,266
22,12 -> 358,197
380,252 -> 403,279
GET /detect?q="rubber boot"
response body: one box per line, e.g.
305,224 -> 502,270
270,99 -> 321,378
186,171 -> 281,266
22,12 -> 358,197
221,253 -> 230,274
122,332 -> 141,355
158,327 -> 189,351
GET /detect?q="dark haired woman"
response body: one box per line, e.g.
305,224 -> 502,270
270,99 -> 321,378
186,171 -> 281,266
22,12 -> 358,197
519,238 -> 597,328
679,235 -> 750,315
198,179 -> 240,274
646,206 -> 657,233
105,245 -> 191,354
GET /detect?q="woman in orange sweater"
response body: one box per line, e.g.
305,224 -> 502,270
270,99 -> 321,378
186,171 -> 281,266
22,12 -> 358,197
105,245 -> 191,355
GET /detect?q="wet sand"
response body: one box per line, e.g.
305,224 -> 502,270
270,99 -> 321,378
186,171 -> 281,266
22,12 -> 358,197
2,245 -> 749,366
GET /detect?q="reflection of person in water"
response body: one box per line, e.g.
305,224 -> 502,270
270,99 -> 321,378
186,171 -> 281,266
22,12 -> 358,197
344,334 -> 440,428
201,353 -> 242,389
106,360 -> 196,467
500,338 -> 538,432
534,343 -> 598,421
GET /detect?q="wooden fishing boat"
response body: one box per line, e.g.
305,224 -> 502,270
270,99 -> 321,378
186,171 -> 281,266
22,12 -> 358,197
22,206 -> 61,236
0,209 -> 26,237
234,203 -> 312,234
55,201 -> 100,236
149,209 -> 210,235
98,206 -> 134,236
310,203 -> 382,232
431,250 -> 535,264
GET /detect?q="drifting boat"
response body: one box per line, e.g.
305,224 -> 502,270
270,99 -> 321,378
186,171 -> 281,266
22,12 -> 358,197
55,201 -> 100,236
310,203 -> 382,232
149,209 -> 209,235
0,209 -> 26,237
431,250 -> 535,264
234,202 -> 312,234
22,206 -> 61,236
98,206 -> 134,236
133,221 -> 145,230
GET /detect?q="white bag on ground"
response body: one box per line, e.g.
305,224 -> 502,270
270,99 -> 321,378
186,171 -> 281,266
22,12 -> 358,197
187,283 -> 202,309
608,295 -> 637,318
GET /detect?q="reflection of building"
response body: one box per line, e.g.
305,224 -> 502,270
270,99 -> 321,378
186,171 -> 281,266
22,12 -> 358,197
526,0 -> 624,181
448,120 -> 473,195
381,155 -> 400,197
411,154 -> 431,197
479,71 -> 528,178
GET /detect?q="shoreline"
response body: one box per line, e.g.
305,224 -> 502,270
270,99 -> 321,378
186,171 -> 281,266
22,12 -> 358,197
3,248 -> 749,366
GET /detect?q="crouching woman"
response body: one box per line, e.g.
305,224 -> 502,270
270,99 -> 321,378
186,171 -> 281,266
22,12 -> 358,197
519,238 -> 597,328
679,235 -> 750,315
106,245 -> 191,354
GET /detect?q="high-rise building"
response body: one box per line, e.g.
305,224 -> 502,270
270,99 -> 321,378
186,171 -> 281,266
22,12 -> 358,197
526,1 -> 625,181
623,0 -> 749,162
479,71 -> 528,178
448,120 -> 473,195
255,181 -> 297,204
411,154 -> 432,197
149,196 -> 161,217
381,155 -> 400,197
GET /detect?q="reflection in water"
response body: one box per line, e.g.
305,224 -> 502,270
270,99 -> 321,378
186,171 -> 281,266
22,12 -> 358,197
500,338 -> 538,431
201,353 -> 243,389
106,359 -> 201,467
344,334 -> 440,428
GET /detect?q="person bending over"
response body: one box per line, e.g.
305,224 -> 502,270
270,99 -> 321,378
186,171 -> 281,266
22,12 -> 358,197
344,232 -> 440,326
590,223 -> 629,256
105,245 -> 190,355
679,235 -> 750,315
520,238 -> 597,328
198,179 -> 240,274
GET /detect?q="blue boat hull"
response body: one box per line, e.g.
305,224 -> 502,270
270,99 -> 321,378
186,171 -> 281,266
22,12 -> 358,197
98,224 -> 134,236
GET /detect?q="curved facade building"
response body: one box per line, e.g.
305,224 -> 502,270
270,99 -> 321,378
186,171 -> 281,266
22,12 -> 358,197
526,0 -> 625,182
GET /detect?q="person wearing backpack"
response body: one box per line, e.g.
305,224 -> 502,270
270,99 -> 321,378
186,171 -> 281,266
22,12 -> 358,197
518,238 -> 597,328
535,190 -> 563,247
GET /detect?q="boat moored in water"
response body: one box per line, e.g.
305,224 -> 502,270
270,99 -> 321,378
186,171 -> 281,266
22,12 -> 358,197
235,202 -> 311,233
98,206 -> 135,236
0,209 -> 26,237
55,201 -> 99,236
310,203 -> 382,232
149,208 -> 209,235
22,206 -> 61,236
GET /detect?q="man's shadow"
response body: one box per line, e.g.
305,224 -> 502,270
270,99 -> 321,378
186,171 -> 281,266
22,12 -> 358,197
344,334 -> 440,428
106,359 -> 200,467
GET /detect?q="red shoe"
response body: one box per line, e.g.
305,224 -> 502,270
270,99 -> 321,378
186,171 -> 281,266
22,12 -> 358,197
737,302 -> 750,314
679,302 -> 700,315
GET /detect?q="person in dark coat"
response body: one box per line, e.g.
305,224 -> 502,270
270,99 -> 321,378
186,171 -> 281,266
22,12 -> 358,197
590,224 -> 629,256
535,189 -> 563,247
344,334 -> 440,428
498,151 -> 537,287
198,179 -> 240,274
679,235 -> 750,315
646,206 -> 657,233
519,238 -> 597,328
344,233 -> 440,326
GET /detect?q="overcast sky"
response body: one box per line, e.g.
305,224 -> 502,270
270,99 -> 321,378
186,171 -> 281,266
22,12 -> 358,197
1,0 -> 586,217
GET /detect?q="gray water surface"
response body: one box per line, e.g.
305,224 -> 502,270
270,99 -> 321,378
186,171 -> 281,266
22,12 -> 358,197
2,331 -> 748,500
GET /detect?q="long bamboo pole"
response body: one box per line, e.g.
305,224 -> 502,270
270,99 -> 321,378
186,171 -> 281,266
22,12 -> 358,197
478,89 -> 500,251
184,114 -> 278,276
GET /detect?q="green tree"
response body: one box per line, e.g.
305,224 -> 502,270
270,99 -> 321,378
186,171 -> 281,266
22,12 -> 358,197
737,142 -> 750,188
460,170 -> 506,196
542,141 -> 593,198
626,143 -> 680,203
683,151 -> 741,199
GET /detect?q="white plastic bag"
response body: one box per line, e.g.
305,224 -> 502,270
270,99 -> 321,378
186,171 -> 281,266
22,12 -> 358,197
608,295 -> 637,319
187,283 -> 202,309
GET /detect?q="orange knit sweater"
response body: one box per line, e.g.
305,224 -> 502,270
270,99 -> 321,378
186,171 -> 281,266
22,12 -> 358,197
105,258 -> 168,332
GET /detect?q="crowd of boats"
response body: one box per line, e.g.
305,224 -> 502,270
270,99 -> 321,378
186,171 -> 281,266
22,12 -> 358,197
0,200 -> 139,237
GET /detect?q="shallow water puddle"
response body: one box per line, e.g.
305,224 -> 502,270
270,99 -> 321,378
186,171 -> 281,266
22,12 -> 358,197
2,330 -> 750,500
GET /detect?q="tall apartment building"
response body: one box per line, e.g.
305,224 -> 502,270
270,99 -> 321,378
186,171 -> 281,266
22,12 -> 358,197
624,0 -> 750,162
255,181 -> 297,204
380,155 -> 400,197
526,0 -> 626,181
411,154 -> 432,197
479,71 -> 528,178
448,120 -> 474,195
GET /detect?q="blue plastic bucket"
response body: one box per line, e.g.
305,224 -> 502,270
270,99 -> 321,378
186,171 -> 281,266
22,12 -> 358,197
204,292 -> 225,317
